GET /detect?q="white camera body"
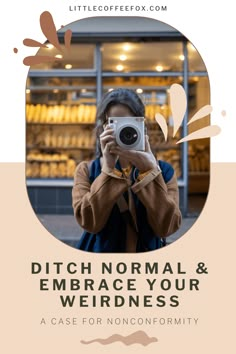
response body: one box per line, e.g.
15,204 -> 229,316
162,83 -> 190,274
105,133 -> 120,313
108,116 -> 145,151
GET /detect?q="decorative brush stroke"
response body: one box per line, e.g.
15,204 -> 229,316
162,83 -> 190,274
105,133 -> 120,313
23,38 -> 48,48
155,113 -> 168,141
40,11 -> 61,51
176,125 -> 221,144
188,104 -> 212,125
64,29 -> 72,51
154,83 -> 221,144
23,56 -> 62,66
81,330 -> 158,346
22,11 -> 73,66
169,83 -> 187,137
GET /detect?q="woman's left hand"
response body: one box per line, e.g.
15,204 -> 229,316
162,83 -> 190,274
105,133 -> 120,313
110,135 -> 157,173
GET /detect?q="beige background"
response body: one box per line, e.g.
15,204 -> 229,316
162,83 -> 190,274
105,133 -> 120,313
1,162 -> 235,353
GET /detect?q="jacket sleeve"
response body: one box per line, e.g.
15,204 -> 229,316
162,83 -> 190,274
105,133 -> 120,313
131,168 -> 182,237
72,161 -> 130,233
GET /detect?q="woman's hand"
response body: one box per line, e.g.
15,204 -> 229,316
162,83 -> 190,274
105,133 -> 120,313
110,135 -> 158,173
100,125 -> 118,170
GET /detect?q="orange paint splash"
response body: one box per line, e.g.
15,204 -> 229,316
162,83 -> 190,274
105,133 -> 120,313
40,11 -> 61,52
64,29 -> 72,51
23,38 -> 48,48
23,56 -> 61,66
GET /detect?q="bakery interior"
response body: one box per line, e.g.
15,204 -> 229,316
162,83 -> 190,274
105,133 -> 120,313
26,17 -> 210,246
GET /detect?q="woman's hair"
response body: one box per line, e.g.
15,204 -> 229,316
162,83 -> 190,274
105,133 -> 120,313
94,88 -> 145,157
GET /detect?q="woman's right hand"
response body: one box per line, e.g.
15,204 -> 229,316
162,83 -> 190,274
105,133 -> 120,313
100,125 -> 118,170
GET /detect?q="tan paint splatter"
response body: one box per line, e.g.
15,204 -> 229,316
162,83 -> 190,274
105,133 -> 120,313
23,38 -> 48,48
176,125 -> 221,144
13,48 -> 18,53
64,29 -> 72,51
221,110 -> 226,117
169,83 -> 187,137
81,331 -> 158,346
188,104 -> 212,125
23,56 -> 61,66
40,11 -> 61,51
155,113 -> 168,141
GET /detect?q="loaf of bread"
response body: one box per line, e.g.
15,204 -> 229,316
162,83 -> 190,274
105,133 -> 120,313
40,163 -> 49,177
26,162 -> 32,177
40,104 -> 48,123
58,162 -> 67,177
66,159 -> 76,177
49,162 -> 58,178
31,162 -> 40,177
63,106 -> 71,122
27,104 -> 35,122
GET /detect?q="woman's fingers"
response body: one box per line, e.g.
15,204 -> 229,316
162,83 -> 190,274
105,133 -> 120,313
100,128 -> 114,137
100,127 -> 116,150
100,135 -> 116,150
100,135 -> 115,144
110,146 -> 137,159
104,141 -> 117,154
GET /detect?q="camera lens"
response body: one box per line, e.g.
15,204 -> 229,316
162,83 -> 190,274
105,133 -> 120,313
119,126 -> 138,145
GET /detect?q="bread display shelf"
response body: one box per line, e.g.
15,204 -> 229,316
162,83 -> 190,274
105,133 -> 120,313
27,152 -> 72,161
27,145 -> 178,151
26,153 -> 77,178
27,159 -> 68,163
27,122 -> 95,126
26,104 -> 96,124
26,146 -> 94,150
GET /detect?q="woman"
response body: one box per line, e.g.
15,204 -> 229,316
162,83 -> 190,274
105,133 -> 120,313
72,88 -> 182,252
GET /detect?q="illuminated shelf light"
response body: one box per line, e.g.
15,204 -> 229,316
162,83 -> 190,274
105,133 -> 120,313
123,43 -> 131,51
116,64 -> 124,71
155,65 -> 163,72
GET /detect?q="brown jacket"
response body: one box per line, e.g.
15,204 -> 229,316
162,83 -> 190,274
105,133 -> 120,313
72,159 -> 182,252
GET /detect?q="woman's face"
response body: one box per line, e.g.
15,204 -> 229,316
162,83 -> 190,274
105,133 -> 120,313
107,104 -> 135,118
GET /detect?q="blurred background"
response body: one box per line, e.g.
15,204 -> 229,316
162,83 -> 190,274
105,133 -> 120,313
26,17 -> 210,248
